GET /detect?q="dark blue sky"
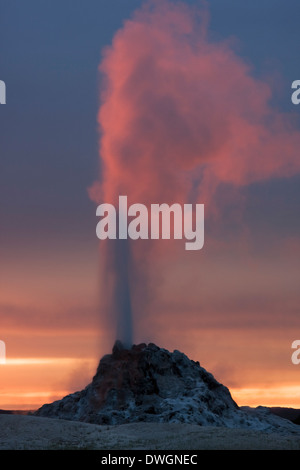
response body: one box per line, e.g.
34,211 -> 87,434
0,0 -> 299,254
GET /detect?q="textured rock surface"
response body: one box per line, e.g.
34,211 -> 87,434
34,342 -> 300,434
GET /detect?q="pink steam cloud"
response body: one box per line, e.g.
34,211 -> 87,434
89,0 -> 300,211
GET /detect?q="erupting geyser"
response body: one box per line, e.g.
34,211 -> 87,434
89,0 -> 300,346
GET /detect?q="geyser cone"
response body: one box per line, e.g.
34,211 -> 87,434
34,342 -> 300,434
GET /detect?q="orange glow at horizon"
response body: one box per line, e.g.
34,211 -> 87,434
1,320 -> 300,411
0,357 -> 99,410
231,386 -> 300,409
1,358 -> 300,410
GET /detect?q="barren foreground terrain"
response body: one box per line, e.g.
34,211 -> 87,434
0,414 -> 300,450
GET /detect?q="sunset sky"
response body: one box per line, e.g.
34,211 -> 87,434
1,0 -> 300,410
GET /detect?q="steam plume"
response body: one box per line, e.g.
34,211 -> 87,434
89,0 -> 300,344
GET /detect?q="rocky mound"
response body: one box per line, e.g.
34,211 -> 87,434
34,342 -> 299,434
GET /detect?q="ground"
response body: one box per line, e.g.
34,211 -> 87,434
0,414 -> 300,450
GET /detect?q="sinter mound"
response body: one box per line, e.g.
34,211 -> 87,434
34,342 -> 299,434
